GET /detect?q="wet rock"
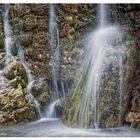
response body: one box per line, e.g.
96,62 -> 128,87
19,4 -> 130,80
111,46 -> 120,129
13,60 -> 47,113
37,91 -> 50,106
3,61 -> 27,81
32,79 -> 49,97
62,29 -> 137,128
56,101 -> 63,118
0,4 -> 139,127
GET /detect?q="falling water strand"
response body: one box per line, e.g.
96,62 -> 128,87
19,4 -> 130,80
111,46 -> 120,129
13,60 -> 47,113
17,42 -> 42,118
46,4 -> 60,118
78,27 -> 123,128
47,99 -> 60,118
119,49 -> 123,126
68,25 -> 124,128
61,82 -> 66,99
49,4 -> 60,99
2,4 -> 14,62
100,4 -> 107,27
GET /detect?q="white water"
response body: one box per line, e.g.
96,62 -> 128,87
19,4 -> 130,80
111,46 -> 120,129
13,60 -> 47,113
47,4 -> 60,118
2,4 -> 14,61
87,4 -> 123,128
2,4 -> 42,119
17,42 -> 42,118
100,4 -> 107,27
47,99 -> 60,118
118,47 -> 123,126
76,26 -> 123,128
61,82 -> 66,99
49,4 -> 60,98
1,4 -> 13,93
69,4 -> 124,128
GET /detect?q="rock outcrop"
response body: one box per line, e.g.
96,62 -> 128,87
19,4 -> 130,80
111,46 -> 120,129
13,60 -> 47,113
0,55 -> 38,124
62,28 -> 138,128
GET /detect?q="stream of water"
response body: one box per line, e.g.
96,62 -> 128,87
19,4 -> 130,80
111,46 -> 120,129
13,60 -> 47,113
46,4 -> 60,118
17,42 -> 42,118
2,4 -> 14,62
0,120 -> 139,137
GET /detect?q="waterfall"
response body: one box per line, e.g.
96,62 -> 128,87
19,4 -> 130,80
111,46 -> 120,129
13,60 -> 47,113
46,99 -> 60,118
17,42 -> 42,118
2,4 -> 42,119
88,4 -> 123,128
46,4 -> 60,118
66,4 -> 124,128
77,27 -> 123,128
2,4 -> 14,61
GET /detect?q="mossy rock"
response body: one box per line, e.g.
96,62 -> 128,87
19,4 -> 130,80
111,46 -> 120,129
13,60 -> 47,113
37,91 -> 50,106
23,15 -> 37,31
10,77 -> 27,89
4,61 -> 27,82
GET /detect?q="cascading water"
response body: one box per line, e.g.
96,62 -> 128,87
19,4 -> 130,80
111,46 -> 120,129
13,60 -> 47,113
2,4 -> 42,119
46,4 -> 60,118
2,4 -> 14,61
47,99 -> 60,118
65,4 -> 124,128
61,82 -> 66,99
17,42 -> 42,118
0,4 -> 13,94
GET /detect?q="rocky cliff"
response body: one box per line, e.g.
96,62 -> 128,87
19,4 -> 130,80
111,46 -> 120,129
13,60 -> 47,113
0,4 -> 139,128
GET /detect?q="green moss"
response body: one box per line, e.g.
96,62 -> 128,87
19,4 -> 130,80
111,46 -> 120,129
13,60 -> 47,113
4,69 -> 15,80
70,32 -> 79,40
24,16 -> 37,31
11,78 -> 27,89
38,91 -> 50,105
16,69 -> 27,82
70,19 -> 77,27
4,63 -> 27,82
11,45 -> 18,56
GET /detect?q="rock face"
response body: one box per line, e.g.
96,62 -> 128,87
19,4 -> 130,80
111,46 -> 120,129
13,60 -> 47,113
125,51 -> 140,129
0,54 -> 38,124
0,4 -> 139,128
9,4 -> 96,81
62,29 -> 138,128
97,35 -> 137,128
